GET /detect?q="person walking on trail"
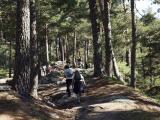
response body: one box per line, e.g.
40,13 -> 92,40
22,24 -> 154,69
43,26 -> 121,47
72,70 -> 86,103
64,65 -> 73,97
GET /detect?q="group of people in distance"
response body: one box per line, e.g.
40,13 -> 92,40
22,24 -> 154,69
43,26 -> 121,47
64,65 -> 86,104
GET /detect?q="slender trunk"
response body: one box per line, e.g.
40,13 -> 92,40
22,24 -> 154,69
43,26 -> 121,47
0,15 -> 4,42
89,0 -> 102,77
58,36 -> 62,60
30,0 -> 38,98
55,36 -> 59,61
4,39 -> 7,67
8,39 -> 12,77
149,40 -> 154,88
73,31 -> 77,67
122,1 -> 130,66
45,23 -> 49,64
125,49 -> 130,66
49,41 -> 52,61
140,47 -> 146,79
84,39 -> 89,69
14,0 -> 31,96
98,0 -> 112,77
66,34 -> 70,63
37,3 -> 42,79
130,0 -> 137,88
112,51 -> 125,84
61,38 -> 65,63
59,36 -> 64,64
64,35 -> 67,61
98,0 -> 124,82
87,40 -> 89,64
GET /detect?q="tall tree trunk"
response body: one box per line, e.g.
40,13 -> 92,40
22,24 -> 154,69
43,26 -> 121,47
89,0 -> 102,77
30,0 -> 38,98
59,36 -> 64,64
122,1 -> 130,66
4,40 -> 7,67
125,49 -> 130,66
65,34 -> 70,63
130,0 -> 137,88
98,0 -> 124,83
49,41 -> 52,61
61,38 -> 65,63
64,35 -> 67,61
98,0 -> 112,77
73,31 -> 77,67
9,40 -> 12,78
149,39 -> 154,88
14,0 -> 31,97
84,39 -> 89,69
112,51 -> 125,84
86,40 -> 89,65
55,36 -> 59,61
45,23 -> 49,64
140,47 -> 146,79
0,15 -> 4,42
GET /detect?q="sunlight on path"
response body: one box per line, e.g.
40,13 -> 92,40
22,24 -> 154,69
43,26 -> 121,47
0,114 -> 14,120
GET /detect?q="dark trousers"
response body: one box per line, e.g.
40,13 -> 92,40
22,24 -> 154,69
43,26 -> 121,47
66,79 -> 72,97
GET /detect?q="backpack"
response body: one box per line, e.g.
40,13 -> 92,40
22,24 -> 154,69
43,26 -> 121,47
65,69 -> 73,77
74,73 -> 81,81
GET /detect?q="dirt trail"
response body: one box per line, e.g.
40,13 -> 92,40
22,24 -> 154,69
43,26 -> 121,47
38,77 -> 160,120
1,77 -> 160,120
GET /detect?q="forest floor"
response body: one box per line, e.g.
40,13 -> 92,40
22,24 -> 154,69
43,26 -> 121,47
1,76 -> 160,120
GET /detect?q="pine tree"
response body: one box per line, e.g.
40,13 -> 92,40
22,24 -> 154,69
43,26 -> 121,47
30,0 -> 38,98
130,0 -> 137,88
14,0 -> 31,96
89,0 -> 102,77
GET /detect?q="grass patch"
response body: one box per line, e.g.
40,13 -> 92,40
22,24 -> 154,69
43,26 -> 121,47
0,68 -> 9,78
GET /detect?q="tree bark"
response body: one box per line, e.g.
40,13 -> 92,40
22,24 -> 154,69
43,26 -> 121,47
55,35 -> 59,61
49,40 -> 52,61
148,39 -> 154,88
125,49 -> 130,66
9,40 -> 12,78
89,0 -> 102,77
65,34 -> 70,63
73,31 -> 77,67
130,0 -> 137,88
0,15 -> 4,42
98,0 -> 112,77
84,39 -> 89,69
140,47 -> 146,79
45,23 -> 49,64
64,35 -> 67,61
59,36 -> 65,64
98,0 -> 125,83
14,0 -> 31,96
30,0 -> 38,98
112,51 -> 125,84
122,1 -> 130,66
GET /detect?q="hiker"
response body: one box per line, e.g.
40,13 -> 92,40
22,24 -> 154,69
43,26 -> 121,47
64,65 -> 73,97
72,70 -> 86,103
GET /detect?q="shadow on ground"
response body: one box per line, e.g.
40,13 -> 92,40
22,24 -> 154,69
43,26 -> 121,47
0,91 -> 60,120
76,108 -> 160,120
